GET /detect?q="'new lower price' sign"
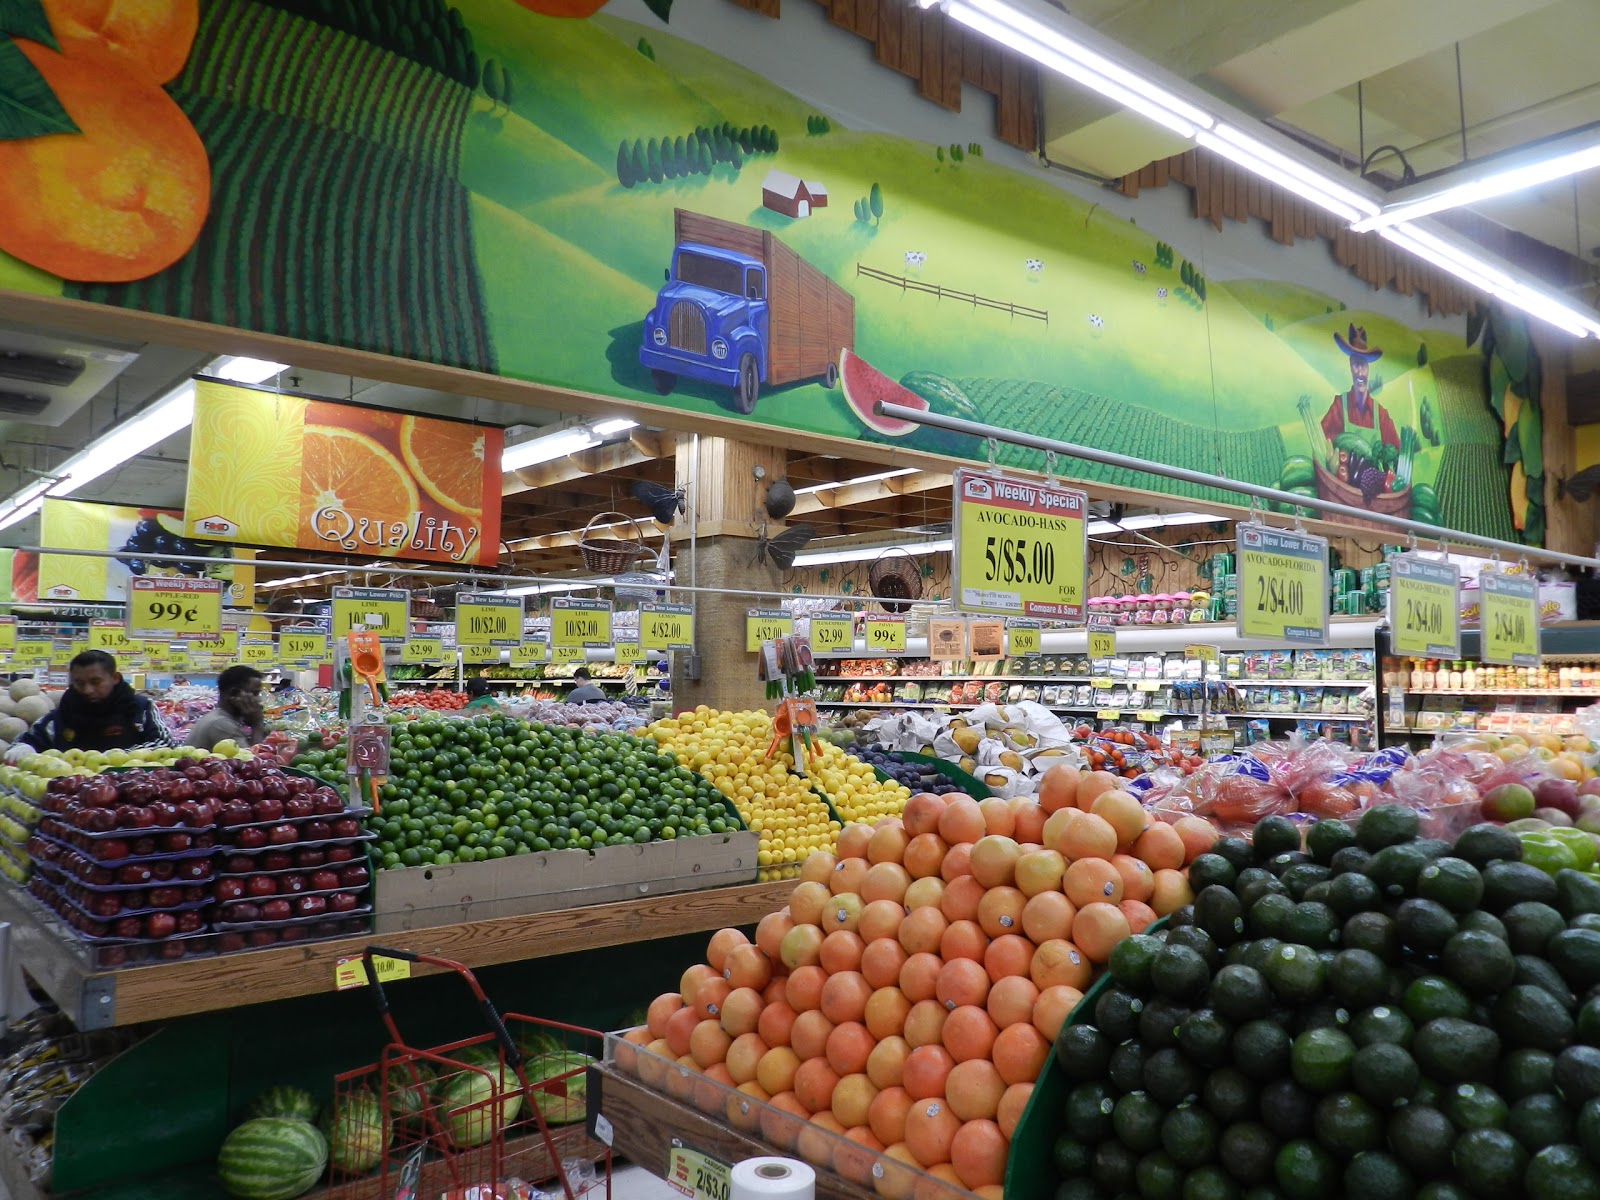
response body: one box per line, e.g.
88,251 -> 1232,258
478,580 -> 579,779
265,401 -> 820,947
746,609 -> 793,652
809,614 -> 854,657
551,598 -> 613,648
640,603 -> 693,653
331,587 -> 408,645
455,592 -> 523,647
1481,570 -> 1540,667
1236,523 -> 1328,646
1008,621 -> 1041,657
1389,554 -> 1461,659
952,468 -> 1087,620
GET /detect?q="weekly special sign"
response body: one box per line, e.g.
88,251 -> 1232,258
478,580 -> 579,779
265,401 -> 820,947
951,469 -> 1086,620
184,381 -> 503,567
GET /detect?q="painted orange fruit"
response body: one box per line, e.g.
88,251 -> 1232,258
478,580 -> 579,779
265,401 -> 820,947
0,41 -> 209,282
401,414 -> 488,516
41,0 -> 200,86
297,426 -> 420,556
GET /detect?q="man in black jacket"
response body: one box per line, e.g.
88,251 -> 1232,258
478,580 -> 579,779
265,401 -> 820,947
6,651 -> 175,758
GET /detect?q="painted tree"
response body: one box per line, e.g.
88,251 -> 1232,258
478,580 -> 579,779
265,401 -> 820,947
481,57 -> 501,106
647,138 -> 664,184
869,183 -> 883,223
631,140 -> 648,183
499,68 -> 514,110
673,135 -> 687,175
617,141 -> 634,187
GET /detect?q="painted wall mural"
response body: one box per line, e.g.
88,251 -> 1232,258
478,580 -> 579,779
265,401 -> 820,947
0,0 -> 1535,542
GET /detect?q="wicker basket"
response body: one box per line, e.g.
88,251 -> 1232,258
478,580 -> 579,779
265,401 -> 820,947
579,511 -> 648,573
1314,461 -> 1410,531
869,548 -> 924,614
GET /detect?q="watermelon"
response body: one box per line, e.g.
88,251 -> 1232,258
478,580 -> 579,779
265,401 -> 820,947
839,349 -> 927,437
320,1091 -> 388,1175
217,1117 -> 327,1200
439,1064 -> 525,1148
527,1051 -> 592,1125
898,371 -> 983,456
1279,454 -> 1316,489
244,1086 -> 318,1124
384,1061 -> 434,1126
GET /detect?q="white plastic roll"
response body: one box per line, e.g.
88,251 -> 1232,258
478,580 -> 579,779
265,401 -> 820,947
729,1157 -> 816,1200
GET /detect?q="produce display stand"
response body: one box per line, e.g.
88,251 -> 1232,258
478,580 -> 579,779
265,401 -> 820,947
0,878 -> 792,1029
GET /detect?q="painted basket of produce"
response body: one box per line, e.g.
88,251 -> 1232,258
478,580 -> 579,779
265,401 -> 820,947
1314,461 -> 1410,526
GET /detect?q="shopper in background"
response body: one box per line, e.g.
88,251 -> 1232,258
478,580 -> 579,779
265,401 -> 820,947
464,675 -> 500,710
5,651 -> 175,759
185,665 -> 265,752
566,667 -> 606,704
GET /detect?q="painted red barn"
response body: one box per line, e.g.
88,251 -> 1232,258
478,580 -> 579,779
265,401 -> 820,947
761,169 -> 829,218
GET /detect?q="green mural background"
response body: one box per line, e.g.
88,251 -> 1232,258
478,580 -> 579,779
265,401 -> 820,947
0,0 -> 1528,541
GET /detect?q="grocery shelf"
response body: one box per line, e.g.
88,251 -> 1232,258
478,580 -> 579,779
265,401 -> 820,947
1232,712 -> 1370,722
0,878 -> 791,1030
1398,688 -> 1600,697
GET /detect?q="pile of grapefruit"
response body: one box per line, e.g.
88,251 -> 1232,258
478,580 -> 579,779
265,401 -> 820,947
616,765 -> 1221,1196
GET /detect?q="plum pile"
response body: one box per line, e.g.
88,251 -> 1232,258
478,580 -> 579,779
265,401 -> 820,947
855,745 -> 964,795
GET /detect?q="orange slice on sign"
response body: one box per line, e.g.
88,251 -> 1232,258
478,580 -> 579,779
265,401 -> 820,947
298,427 -> 419,556
400,415 -> 487,516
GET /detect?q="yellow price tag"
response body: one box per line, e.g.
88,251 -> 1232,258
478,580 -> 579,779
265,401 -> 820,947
188,631 -> 238,656
1480,570 -> 1540,667
281,633 -> 329,663
809,615 -> 854,656
640,604 -> 692,653
864,616 -> 906,654
1136,710 -> 1161,723
239,639 -> 275,665
512,642 -> 548,665
462,645 -> 500,664
1389,554 -> 1461,659
331,587 -> 408,644
167,650 -> 192,671
1136,680 -> 1161,691
456,592 -> 522,646
953,468 -> 1088,619
552,645 -> 585,664
1095,710 -> 1121,720
615,640 -> 643,664
745,609 -> 794,652
49,644 -> 74,667
1090,676 -> 1114,689
333,954 -> 412,991
1008,623 -> 1041,657
12,639 -> 49,664
402,637 -> 443,664
551,598 -> 613,648
88,621 -> 139,654
1184,644 -> 1218,662
0,618 -> 15,653
1236,523 -> 1328,646
128,577 -> 223,641
1088,630 -> 1116,660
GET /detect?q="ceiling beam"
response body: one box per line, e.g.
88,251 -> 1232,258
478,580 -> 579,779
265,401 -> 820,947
792,472 -> 952,515
500,431 -> 674,497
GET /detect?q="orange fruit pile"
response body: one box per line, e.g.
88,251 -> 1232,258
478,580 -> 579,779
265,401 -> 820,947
0,3 -> 208,282
617,764 -> 1220,1196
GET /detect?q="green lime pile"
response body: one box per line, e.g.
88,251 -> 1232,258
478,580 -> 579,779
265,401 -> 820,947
1049,805 -> 1600,1200
304,715 -> 737,869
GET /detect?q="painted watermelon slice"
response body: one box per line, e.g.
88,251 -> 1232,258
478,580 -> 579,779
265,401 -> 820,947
839,349 -> 928,437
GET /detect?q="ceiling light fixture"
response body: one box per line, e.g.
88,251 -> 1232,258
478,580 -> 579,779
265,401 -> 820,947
258,569 -> 347,590
1353,129 -> 1600,232
792,538 -> 953,568
208,356 -> 291,384
795,467 -> 919,495
924,0 -> 1600,339
500,418 -> 639,473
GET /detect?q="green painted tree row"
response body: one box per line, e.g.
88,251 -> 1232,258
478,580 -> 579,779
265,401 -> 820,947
258,0 -> 480,88
615,122 -> 777,187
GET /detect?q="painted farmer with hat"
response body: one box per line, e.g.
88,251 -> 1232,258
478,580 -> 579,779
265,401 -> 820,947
1321,323 -> 1398,452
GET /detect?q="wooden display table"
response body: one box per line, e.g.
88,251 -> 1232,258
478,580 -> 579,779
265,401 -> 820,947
0,879 -> 792,1028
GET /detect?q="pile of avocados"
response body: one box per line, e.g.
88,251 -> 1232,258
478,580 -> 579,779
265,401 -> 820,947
1049,804 -> 1600,1200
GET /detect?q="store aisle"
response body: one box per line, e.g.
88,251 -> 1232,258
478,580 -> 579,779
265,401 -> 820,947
611,1163 -> 679,1200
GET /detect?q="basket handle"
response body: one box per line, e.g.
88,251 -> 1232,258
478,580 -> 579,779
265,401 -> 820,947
581,510 -> 646,550
362,945 -> 524,1068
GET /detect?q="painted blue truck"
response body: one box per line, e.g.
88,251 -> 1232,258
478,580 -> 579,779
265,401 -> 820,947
641,208 -> 855,414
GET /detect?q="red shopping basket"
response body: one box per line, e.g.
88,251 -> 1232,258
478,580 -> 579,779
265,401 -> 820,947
325,946 -> 612,1200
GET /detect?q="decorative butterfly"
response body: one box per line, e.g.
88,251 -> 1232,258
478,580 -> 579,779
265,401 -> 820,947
629,479 -> 686,524
754,522 -> 817,571
1561,465 -> 1600,503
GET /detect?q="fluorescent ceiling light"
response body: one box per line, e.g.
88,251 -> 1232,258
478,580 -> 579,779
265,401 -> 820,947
944,0 -> 1206,139
0,476 -> 57,532
1113,510 -> 1226,532
259,569 -> 347,590
793,538 -> 952,568
487,579 -> 609,598
1198,126 -> 1379,222
209,356 -> 290,384
1353,131 -> 1600,232
500,418 -> 638,473
796,468 -> 918,496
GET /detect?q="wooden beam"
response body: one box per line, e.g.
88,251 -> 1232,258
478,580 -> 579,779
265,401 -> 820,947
792,472 -> 952,514
501,432 -> 673,497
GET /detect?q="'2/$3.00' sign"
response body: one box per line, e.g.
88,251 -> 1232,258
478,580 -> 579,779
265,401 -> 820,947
183,382 -> 505,567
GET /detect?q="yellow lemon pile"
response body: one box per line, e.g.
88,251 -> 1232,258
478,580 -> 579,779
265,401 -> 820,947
807,741 -> 911,824
646,707 -> 841,879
